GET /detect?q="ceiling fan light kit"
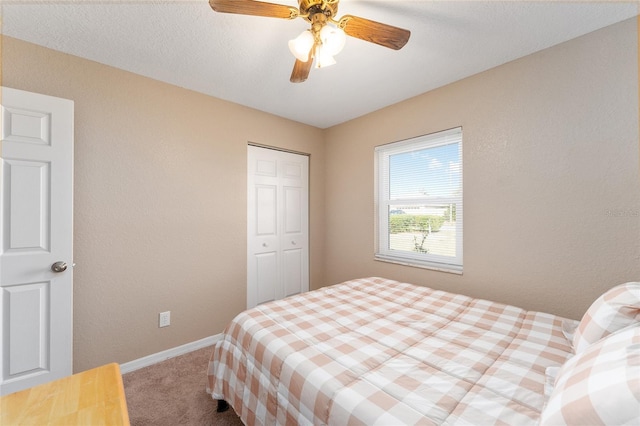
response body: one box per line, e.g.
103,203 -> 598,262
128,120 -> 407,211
313,44 -> 336,68
319,24 -> 346,56
288,30 -> 314,61
210,0 -> 410,83
288,13 -> 346,69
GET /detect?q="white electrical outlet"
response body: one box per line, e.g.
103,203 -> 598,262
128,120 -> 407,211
159,311 -> 171,328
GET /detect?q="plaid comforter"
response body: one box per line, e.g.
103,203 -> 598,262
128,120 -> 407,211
206,277 -> 575,425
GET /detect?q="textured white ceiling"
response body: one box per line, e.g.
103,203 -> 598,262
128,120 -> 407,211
2,1 -> 638,128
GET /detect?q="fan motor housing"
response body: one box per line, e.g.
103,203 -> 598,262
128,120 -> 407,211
299,0 -> 338,21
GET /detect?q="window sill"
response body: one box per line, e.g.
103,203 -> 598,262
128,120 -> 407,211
374,255 -> 463,275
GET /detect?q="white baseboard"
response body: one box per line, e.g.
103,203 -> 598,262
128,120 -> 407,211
120,334 -> 222,374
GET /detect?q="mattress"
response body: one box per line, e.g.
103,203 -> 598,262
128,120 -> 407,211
206,277 -> 575,425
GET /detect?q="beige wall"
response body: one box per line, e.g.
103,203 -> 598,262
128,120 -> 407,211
324,17 -> 640,320
1,36 -> 325,372
1,16 -> 639,372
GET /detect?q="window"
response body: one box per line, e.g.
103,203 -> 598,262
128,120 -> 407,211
375,127 -> 463,273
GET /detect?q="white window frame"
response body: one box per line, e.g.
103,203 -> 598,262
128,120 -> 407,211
375,127 -> 463,274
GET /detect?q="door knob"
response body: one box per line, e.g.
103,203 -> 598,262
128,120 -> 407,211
51,261 -> 68,273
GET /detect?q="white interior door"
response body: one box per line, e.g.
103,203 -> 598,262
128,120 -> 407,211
0,87 -> 74,396
247,145 -> 309,308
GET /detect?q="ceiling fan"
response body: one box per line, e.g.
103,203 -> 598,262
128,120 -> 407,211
209,0 -> 411,83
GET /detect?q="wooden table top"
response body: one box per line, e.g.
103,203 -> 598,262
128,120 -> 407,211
1,363 -> 130,426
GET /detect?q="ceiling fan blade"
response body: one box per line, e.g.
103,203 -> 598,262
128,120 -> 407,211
290,57 -> 313,83
209,0 -> 298,19
339,15 -> 410,50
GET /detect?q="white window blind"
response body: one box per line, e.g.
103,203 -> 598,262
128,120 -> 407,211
375,127 -> 463,273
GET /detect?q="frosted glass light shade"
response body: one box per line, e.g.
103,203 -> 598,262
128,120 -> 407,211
314,45 -> 336,68
288,30 -> 314,62
320,25 -> 346,56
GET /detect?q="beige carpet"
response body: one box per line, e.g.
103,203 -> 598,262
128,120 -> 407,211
122,346 -> 244,425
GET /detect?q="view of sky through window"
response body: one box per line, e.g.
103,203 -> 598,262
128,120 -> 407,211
389,142 -> 461,199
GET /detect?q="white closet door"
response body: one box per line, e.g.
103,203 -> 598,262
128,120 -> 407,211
1,87 -> 74,395
247,146 -> 309,308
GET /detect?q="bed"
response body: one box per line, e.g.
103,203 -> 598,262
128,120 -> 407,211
206,277 -> 640,425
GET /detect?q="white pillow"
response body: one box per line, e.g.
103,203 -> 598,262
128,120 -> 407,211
540,324 -> 640,425
572,282 -> 640,353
